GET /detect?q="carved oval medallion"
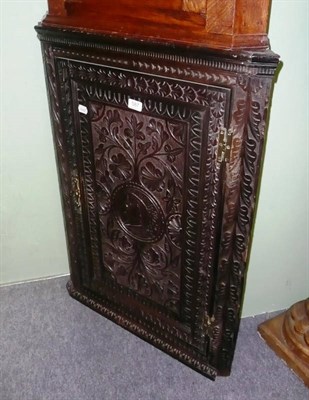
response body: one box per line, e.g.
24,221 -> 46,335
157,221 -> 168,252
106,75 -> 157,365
111,182 -> 165,243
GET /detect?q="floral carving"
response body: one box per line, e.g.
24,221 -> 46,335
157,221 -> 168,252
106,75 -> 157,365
91,104 -> 186,312
141,161 -> 165,192
167,214 -> 182,249
110,153 -> 132,180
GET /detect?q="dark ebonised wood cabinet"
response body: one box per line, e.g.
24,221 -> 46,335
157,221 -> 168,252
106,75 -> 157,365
36,0 -> 279,380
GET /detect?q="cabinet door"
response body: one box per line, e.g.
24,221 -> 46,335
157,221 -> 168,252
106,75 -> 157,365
54,56 -> 231,378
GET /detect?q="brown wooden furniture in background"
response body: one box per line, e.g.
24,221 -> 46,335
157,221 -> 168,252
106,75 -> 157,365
43,0 -> 271,49
259,299 -> 309,387
36,0 -> 279,380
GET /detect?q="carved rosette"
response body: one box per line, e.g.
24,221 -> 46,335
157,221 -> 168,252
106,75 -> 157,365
167,214 -> 182,249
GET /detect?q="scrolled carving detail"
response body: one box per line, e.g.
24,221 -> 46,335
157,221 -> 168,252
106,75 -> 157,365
209,75 -> 275,373
167,214 -> 182,249
42,45 -> 83,283
67,61 -> 209,106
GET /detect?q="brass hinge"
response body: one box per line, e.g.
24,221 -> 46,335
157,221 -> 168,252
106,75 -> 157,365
203,313 -> 216,338
71,173 -> 81,212
217,127 -> 233,163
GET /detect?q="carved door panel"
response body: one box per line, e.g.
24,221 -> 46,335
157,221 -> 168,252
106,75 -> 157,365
55,56 -> 231,377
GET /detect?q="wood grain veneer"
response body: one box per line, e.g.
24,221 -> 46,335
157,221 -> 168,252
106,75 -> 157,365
43,0 -> 272,49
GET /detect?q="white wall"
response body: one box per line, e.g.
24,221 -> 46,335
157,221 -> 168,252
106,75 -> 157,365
0,0 -> 308,316
242,0 -> 309,315
0,1 -> 68,283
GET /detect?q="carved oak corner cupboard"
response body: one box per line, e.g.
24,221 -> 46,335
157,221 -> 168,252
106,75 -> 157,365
36,0 -> 279,379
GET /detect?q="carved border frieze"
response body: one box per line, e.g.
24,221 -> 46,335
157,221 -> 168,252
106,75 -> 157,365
42,45 -> 86,286
36,27 -> 279,76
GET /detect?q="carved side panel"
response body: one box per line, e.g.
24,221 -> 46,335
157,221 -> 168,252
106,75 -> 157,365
42,45 -> 86,287
209,74 -> 276,373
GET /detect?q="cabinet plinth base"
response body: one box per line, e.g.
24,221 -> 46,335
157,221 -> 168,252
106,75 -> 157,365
258,299 -> 309,388
66,280 -> 217,380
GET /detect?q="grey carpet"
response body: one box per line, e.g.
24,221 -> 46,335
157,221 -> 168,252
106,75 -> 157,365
0,277 -> 307,400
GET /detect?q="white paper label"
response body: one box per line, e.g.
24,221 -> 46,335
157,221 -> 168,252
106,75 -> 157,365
78,104 -> 88,115
128,98 -> 143,112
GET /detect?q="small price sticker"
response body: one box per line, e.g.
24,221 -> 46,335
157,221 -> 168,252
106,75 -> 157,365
128,98 -> 143,112
78,104 -> 88,115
